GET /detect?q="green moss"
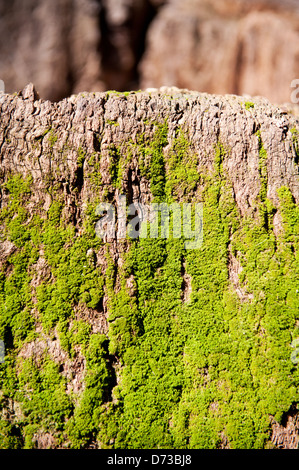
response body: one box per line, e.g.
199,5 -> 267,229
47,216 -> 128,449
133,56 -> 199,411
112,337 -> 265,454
47,129 -> 58,148
0,420 -> 23,448
77,147 -> 86,168
95,136 -> 298,449
106,119 -> 119,127
165,128 -> 200,201
0,123 -> 298,450
137,121 -> 168,201
256,130 -> 268,201
108,144 -> 123,189
66,334 -> 113,448
244,101 -> 255,110
276,186 -> 299,243
37,200 -> 104,335
0,174 -> 108,447
85,152 -> 102,190
255,130 -> 274,230
107,90 -> 131,97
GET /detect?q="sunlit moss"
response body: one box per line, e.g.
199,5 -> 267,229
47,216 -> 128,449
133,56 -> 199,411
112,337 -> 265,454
0,124 -> 298,448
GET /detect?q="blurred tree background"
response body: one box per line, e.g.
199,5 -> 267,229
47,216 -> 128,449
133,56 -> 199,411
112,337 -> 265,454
0,0 -> 298,103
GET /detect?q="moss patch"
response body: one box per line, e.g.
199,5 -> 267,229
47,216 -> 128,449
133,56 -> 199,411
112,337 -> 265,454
0,126 -> 298,449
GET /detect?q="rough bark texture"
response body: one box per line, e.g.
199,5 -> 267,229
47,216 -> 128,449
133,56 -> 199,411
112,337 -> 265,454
0,85 -> 298,449
1,84 -> 298,208
0,0 -> 299,104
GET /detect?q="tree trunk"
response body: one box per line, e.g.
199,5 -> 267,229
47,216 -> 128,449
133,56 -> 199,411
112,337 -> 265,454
0,84 -> 298,449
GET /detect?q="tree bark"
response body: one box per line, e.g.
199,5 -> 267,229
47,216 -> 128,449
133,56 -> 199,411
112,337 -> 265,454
0,84 -> 298,449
